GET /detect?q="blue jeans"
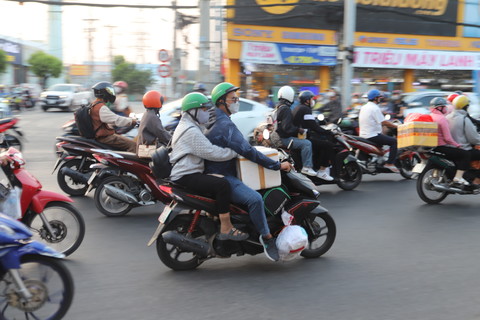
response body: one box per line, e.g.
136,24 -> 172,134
280,137 -> 313,168
224,175 -> 270,237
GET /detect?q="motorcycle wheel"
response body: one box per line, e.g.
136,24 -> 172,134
0,255 -> 74,320
416,168 -> 448,204
57,158 -> 94,196
27,202 -> 85,256
398,152 -> 422,179
94,176 -> 133,217
301,212 -> 336,258
336,161 -> 362,191
0,135 -> 22,151
156,216 -> 206,271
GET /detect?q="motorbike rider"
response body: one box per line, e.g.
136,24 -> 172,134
429,97 -> 471,185
112,81 -> 130,116
391,90 -> 407,119
358,89 -> 399,173
192,82 -> 207,96
204,82 -> 292,262
274,86 -> 319,177
90,81 -> 137,152
169,92 -> 248,241
318,90 -> 342,124
136,90 -> 171,154
293,90 -> 334,181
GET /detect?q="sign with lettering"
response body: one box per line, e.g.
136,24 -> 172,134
352,47 -> 480,70
0,39 -> 22,65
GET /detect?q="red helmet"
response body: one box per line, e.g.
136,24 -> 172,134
447,93 -> 459,103
142,90 -> 164,109
113,81 -> 128,89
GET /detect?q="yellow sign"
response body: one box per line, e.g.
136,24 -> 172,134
255,0 -> 300,14
69,65 -> 89,76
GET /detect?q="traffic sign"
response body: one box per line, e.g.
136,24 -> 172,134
157,64 -> 172,78
158,49 -> 171,62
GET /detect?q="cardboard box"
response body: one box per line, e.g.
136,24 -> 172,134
397,121 -> 438,149
237,146 -> 281,190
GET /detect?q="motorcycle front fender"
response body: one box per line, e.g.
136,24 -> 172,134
2,242 -> 64,269
30,190 -> 74,214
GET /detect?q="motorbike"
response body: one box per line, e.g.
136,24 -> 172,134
2,147 -> 85,256
0,213 -> 74,320
0,117 -> 24,151
147,147 -> 336,271
414,148 -> 480,204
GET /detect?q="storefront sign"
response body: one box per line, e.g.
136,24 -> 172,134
353,47 -> 480,70
240,42 -> 337,66
0,39 -> 22,65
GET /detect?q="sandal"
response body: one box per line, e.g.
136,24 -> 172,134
216,228 -> 249,241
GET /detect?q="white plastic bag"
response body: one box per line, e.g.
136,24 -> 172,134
276,225 -> 309,262
0,187 -> 22,220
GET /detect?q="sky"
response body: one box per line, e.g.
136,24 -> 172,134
0,0 -> 201,68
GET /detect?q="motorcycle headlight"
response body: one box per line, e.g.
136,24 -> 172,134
40,93 -> 47,98
59,95 -> 68,99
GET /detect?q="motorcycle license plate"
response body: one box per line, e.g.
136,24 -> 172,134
159,203 -> 176,223
413,163 -> 426,173
47,100 -> 54,104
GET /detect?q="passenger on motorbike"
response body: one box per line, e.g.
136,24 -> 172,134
429,97 -> 471,186
90,81 -> 137,152
293,90 -> 334,181
204,82 -> 292,261
136,90 -> 171,154
169,92 -> 248,241
112,81 -> 131,116
274,86 -> 318,177
358,89 -> 399,173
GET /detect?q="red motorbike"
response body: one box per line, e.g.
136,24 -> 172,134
0,117 -> 24,151
2,147 -> 85,256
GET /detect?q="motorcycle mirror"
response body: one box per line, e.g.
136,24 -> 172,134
317,114 -> 325,121
385,114 -> 391,120
262,128 -> 270,140
337,117 -> 343,124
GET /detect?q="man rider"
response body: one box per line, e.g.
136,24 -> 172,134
318,90 -> 342,124
358,89 -> 399,173
204,82 -> 292,262
90,81 -> 137,152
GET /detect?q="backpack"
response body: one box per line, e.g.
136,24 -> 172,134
74,101 -> 102,139
261,186 -> 290,216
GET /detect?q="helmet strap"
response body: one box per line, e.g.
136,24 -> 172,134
187,109 -> 201,124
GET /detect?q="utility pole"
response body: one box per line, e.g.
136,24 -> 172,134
83,18 -> 98,79
172,0 -> 178,97
341,0 -> 356,110
105,25 -> 116,79
197,0 -> 210,84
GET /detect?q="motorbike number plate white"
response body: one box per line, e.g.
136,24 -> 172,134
47,99 -> 54,104
159,205 -> 173,223
87,171 -> 98,185
413,163 -> 426,173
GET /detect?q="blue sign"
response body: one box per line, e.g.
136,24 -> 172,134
0,39 -> 22,65
278,43 -> 337,66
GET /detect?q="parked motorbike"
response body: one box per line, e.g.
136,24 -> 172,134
0,213 -> 74,320
0,117 -> 24,151
2,147 -> 85,256
147,147 -> 336,271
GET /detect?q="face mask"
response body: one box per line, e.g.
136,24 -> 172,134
351,98 -> 359,104
310,100 -> 315,108
196,108 -> 210,124
114,87 -> 122,94
228,102 -> 240,114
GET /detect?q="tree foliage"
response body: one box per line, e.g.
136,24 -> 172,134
27,51 -> 62,88
111,55 -> 153,94
0,50 -> 7,74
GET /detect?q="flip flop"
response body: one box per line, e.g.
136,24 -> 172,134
216,228 -> 249,241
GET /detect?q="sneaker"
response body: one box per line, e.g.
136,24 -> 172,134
453,177 -> 470,186
301,167 -> 317,177
259,235 -> 279,262
317,170 -> 334,181
384,163 -> 400,173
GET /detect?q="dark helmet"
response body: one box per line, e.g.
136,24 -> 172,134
298,90 -> 315,105
193,82 -> 207,92
430,97 -> 447,107
92,81 -> 116,103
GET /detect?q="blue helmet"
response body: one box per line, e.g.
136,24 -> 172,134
367,89 -> 382,101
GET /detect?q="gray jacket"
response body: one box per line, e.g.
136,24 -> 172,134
446,109 -> 480,150
136,109 -> 171,148
169,112 -> 237,181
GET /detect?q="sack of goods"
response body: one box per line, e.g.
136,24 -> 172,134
397,114 -> 438,149
276,225 -> 308,262
236,146 -> 281,190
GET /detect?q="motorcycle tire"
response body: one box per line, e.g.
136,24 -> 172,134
0,255 -> 74,320
57,158 -> 94,196
336,161 -> 362,191
301,212 -> 336,259
27,201 -> 85,256
156,216 -> 206,271
416,168 -> 448,204
94,176 -> 133,217
398,152 -> 421,179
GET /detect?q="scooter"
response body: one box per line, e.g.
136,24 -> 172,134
2,147 -> 85,256
0,117 -> 24,151
0,213 -> 74,320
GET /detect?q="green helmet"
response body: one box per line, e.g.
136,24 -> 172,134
181,92 -> 213,112
211,82 -> 239,106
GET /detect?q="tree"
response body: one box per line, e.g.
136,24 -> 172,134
111,55 -> 153,94
0,50 -> 7,74
27,51 -> 62,88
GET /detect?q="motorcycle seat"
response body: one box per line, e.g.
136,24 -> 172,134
113,151 -> 151,164
354,136 -> 382,147
57,136 -> 113,150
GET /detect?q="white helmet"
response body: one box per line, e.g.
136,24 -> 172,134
278,86 -> 295,104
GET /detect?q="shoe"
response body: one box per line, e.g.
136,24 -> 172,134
259,235 -> 279,262
384,163 -> 400,173
317,170 -> 334,181
453,177 -> 470,186
216,228 -> 249,241
301,167 -> 317,177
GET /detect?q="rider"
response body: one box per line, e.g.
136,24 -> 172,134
358,89 -> 399,173
318,90 -> 342,124
90,81 -> 137,152
274,86 -> 318,177
192,83 -> 207,96
204,82 -> 292,262
169,92 -> 248,241
429,97 -> 471,185
293,90 -> 334,181
136,90 -> 171,153
112,81 -> 130,116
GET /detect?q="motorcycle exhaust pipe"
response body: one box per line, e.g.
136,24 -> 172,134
104,184 -> 138,204
431,182 -> 463,193
59,167 -> 90,184
162,231 -> 210,258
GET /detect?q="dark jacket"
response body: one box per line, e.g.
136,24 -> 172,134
136,109 -> 171,148
275,103 -> 301,139
319,99 -> 342,124
293,103 -> 331,139
204,108 -> 280,177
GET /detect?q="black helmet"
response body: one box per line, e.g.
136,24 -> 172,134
92,81 -> 116,103
298,90 -> 315,105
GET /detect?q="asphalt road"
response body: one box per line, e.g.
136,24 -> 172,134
13,105 -> 480,320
